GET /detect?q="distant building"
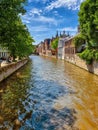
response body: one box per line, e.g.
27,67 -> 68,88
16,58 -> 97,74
37,31 -> 70,57
58,36 -> 71,59
0,46 -> 10,59
58,30 -> 71,59
64,37 -> 76,62
37,42 -> 43,55
37,39 -> 51,56
44,39 -> 51,56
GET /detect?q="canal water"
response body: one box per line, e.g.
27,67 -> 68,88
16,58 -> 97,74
0,55 -> 98,130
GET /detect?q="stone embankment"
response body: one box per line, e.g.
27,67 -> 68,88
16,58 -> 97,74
40,53 -> 98,76
0,59 -> 28,82
65,55 -> 98,76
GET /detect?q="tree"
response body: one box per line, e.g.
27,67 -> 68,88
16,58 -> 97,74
8,19 -> 34,59
78,0 -> 98,44
32,45 -> 37,54
51,38 -> 58,50
78,0 -> 98,64
0,0 -> 34,59
73,34 -> 85,48
0,0 -> 26,44
51,38 -> 58,57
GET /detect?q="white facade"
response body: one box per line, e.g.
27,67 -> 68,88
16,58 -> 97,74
58,37 -> 70,59
0,46 -> 10,59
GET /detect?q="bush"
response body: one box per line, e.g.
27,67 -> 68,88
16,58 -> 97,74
79,49 -> 94,64
73,34 -> 85,48
95,51 -> 98,61
51,38 -> 58,50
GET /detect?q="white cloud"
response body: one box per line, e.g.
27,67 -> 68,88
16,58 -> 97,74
22,19 -> 30,24
22,13 -> 59,25
53,11 -> 59,16
46,0 -> 84,11
21,15 -> 31,22
29,8 -> 42,16
28,0 -> 48,3
32,15 -> 59,25
35,16 -> 55,22
28,25 -> 51,32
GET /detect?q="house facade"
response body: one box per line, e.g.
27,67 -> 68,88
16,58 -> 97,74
44,39 -> 51,56
0,46 -> 10,59
58,37 -> 70,59
37,39 -> 52,56
64,37 -> 76,62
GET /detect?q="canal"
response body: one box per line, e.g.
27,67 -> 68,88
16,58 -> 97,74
0,55 -> 98,130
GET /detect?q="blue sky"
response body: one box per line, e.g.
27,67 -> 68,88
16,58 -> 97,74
21,0 -> 84,44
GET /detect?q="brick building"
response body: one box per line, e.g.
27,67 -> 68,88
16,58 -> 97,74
44,39 -> 51,56
64,37 -> 76,60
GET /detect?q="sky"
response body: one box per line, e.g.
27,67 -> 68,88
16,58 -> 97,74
21,0 -> 84,45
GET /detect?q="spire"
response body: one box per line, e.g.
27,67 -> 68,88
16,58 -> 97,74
67,32 -> 70,36
63,30 -> 65,35
60,32 -> 62,37
56,30 -> 58,38
62,30 -> 66,37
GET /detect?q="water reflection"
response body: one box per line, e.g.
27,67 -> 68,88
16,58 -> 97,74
0,56 -> 98,130
0,61 -> 33,130
20,79 -> 77,130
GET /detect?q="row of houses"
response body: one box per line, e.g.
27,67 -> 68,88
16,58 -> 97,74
36,28 -> 85,61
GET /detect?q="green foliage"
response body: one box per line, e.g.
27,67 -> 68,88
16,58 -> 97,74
0,0 -> 34,59
73,34 -> 85,47
32,45 -> 37,53
79,49 -> 94,64
51,38 -> 58,50
79,48 -> 98,64
78,0 -> 98,64
95,51 -> 98,61
78,0 -> 98,44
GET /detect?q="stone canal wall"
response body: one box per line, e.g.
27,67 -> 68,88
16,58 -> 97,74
0,59 -> 28,82
65,55 -> 98,76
